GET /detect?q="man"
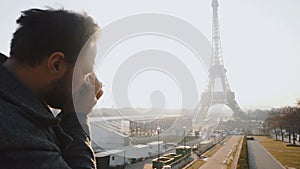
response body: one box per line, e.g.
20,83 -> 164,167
0,8 -> 103,168
0,53 -> 6,63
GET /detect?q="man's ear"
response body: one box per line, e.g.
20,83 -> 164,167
47,52 -> 67,76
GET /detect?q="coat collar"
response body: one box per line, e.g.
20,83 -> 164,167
0,59 -> 60,127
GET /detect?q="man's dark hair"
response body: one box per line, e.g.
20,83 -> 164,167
10,8 -> 99,66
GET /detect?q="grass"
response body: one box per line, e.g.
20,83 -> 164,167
132,135 -> 199,145
179,136 -> 199,144
237,136 -> 249,169
185,160 -> 206,169
131,135 -> 181,145
255,136 -> 300,169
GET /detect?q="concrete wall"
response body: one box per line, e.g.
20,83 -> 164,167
91,122 -> 129,150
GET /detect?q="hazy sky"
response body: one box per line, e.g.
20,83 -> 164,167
1,0 -> 300,110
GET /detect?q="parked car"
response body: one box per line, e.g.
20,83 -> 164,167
246,136 -> 254,140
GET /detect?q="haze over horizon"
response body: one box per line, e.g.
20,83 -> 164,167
1,0 -> 300,110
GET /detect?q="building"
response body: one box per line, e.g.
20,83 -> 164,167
91,120 -> 130,150
147,141 -> 164,157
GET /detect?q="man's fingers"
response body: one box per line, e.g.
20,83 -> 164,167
92,97 -> 97,108
83,74 -> 103,102
73,73 -> 103,114
96,89 -> 103,100
90,73 -> 103,100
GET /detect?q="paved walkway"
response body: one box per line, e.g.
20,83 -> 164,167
247,140 -> 285,169
199,135 -> 242,169
126,148 -> 176,169
230,136 -> 243,169
125,157 -> 153,169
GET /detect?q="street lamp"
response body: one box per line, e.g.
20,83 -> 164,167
157,127 -> 161,169
183,126 -> 186,147
123,150 -> 126,167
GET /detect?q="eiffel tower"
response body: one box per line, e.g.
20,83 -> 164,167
193,0 -> 243,132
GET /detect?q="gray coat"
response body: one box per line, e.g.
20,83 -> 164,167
0,60 -> 96,169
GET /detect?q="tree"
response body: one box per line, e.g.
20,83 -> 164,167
264,100 -> 300,144
281,106 -> 300,144
266,108 -> 286,141
265,116 -> 280,140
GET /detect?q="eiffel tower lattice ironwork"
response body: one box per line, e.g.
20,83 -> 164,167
193,0 -> 243,131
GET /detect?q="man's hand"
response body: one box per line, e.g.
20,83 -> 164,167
63,73 -> 103,114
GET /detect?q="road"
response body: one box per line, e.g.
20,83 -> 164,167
125,149 -> 176,169
125,157 -> 153,169
199,135 -> 242,169
247,140 -> 285,169
126,136 -> 241,169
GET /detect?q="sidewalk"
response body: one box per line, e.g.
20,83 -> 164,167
230,136 -> 243,169
247,140 -> 285,169
254,136 -> 300,169
199,135 -> 242,169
